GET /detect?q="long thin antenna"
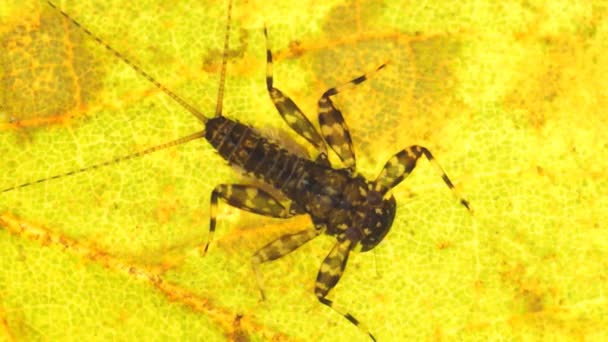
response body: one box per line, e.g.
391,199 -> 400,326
214,0 -> 233,117
2,2 -> 237,192
46,1 -> 208,123
1,131 -> 206,193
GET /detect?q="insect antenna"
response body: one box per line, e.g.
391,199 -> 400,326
1,131 -> 205,193
2,2 -> 233,193
46,0 -> 207,123
214,0 -> 233,117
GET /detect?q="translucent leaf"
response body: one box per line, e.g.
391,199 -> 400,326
1,0 -> 607,341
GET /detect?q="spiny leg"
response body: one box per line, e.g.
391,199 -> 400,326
251,228 -> 320,300
264,27 -> 328,157
315,239 -> 376,341
203,184 -> 303,253
318,63 -> 387,172
375,145 -> 472,212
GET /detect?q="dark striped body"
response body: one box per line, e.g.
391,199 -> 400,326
205,117 -> 306,192
205,116 -> 396,251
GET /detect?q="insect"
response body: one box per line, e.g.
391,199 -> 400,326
2,1 -> 472,340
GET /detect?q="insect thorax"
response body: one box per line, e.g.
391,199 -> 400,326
205,116 -> 397,251
298,169 -> 397,252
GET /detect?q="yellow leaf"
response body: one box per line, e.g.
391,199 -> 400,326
1,0 -> 607,341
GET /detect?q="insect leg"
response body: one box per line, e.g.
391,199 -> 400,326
315,240 -> 376,341
203,184 -> 302,253
375,145 -> 472,212
264,28 -> 328,157
317,64 -> 386,172
251,228 -> 320,300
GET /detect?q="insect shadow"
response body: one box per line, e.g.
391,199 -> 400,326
2,1 -> 473,340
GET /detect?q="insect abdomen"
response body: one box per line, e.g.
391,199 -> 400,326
205,117 -> 308,192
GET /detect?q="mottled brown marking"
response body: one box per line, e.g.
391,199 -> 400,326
0,8 -> 104,130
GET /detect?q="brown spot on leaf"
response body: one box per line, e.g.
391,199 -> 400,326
500,262 -> 559,315
436,240 -> 452,250
201,28 -> 248,73
155,186 -> 179,224
275,0 -> 468,164
0,8 -> 105,131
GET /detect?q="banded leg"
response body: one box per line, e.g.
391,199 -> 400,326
318,64 -> 387,172
251,229 -> 320,299
264,28 -> 327,156
203,184 -> 303,253
315,240 -> 376,341
375,145 -> 472,212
